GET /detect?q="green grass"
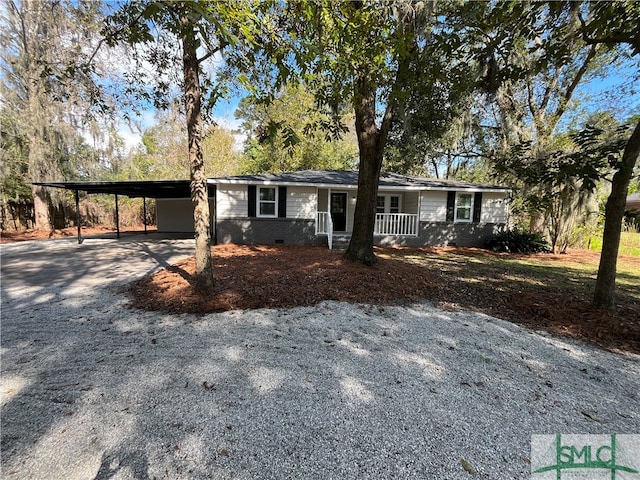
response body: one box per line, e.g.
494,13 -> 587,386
588,231 -> 640,257
382,245 -> 640,308
380,247 -> 639,352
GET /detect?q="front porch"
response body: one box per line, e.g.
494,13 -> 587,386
316,211 -> 419,235
315,186 -> 419,249
316,211 -> 419,249
314,187 -> 420,249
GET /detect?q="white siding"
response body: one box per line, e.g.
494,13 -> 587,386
156,198 -> 194,232
287,186 -> 316,219
217,184 -> 248,219
347,194 -> 356,232
481,192 -> 509,223
403,191 -> 419,214
420,191 -> 447,222
318,189 -> 328,212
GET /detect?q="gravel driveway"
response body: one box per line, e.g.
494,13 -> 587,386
1,237 -> 639,479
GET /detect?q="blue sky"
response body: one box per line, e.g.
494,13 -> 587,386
115,87 -> 246,150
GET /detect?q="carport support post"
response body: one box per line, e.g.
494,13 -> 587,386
115,194 -> 120,239
75,189 -> 83,244
143,197 -> 147,234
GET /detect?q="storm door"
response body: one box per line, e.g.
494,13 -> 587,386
330,193 -> 347,232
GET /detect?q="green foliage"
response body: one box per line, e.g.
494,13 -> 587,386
487,229 -> 551,254
0,0 -> 127,229
494,115 -> 632,251
121,106 -> 242,180
236,84 -> 357,173
496,120 -> 630,203
103,0 -> 259,122
578,1 -> 640,55
0,110 -> 31,203
202,126 -> 244,177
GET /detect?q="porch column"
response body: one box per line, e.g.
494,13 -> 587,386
115,194 -> 120,239
418,189 -> 422,237
75,189 -> 83,244
143,197 -> 147,234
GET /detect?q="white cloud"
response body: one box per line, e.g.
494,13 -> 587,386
115,109 -> 157,150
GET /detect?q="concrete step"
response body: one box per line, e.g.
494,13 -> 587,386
330,236 -> 351,251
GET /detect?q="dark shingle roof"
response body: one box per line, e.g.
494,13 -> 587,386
34,170 -> 509,198
211,170 -> 509,191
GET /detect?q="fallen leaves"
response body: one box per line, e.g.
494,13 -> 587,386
124,244 -> 640,355
581,410 -> 603,422
460,458 -> 477,476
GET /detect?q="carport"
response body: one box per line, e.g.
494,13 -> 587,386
33,180 -> 192,244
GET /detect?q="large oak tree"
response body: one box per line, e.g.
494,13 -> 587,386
449,1 -> 639,308
247,0 -> 470,265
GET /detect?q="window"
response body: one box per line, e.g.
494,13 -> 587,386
376,194 -> 401,213
455,193 -> 473,222
258,187 -> 277,217
390,196 -> 400,214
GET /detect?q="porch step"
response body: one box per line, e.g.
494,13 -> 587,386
331,236 -> 351,251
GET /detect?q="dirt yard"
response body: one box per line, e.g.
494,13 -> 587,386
3,229 -> 639,354
128,244 -> 639,355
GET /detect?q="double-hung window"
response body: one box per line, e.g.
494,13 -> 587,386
455,193 -> 473,222
258,187 -> 277,217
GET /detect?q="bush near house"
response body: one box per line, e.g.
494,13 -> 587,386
487,229 -> 551,254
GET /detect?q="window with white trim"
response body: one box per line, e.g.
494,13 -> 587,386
389,196 -> 400,214
258,187 -> 277,217
455,193 -> 473,222
376,194 -> 401,213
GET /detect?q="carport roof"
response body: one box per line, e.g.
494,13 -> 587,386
33,180 -> 192,199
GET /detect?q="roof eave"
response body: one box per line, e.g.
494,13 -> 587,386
209,178 -> 510,193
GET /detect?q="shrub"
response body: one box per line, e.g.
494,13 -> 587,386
487,229 -> 551,254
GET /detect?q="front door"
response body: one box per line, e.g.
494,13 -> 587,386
330,193 -> 347,232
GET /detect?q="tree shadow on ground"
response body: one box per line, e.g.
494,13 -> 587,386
126,245 -> 640,354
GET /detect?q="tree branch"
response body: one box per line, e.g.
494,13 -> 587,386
583,33 -> 640,54
379,32 -> 417,148
87,6 -> 150,66
196,43 -> 224,65
539,66 -> 562,113
552,44 -> 598,127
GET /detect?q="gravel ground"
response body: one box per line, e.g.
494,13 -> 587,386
1,238 -> 639,479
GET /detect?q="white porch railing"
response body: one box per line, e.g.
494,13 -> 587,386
374,213 -> 419,236
316,211 -> 334,249
318,212 -> 417,247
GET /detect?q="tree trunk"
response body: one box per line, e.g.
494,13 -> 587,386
593,119 -> 640,308
182,21 -> 214,293
345,77 -> 384,266
27,89 -> 52,230
32,184 -> 51,230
